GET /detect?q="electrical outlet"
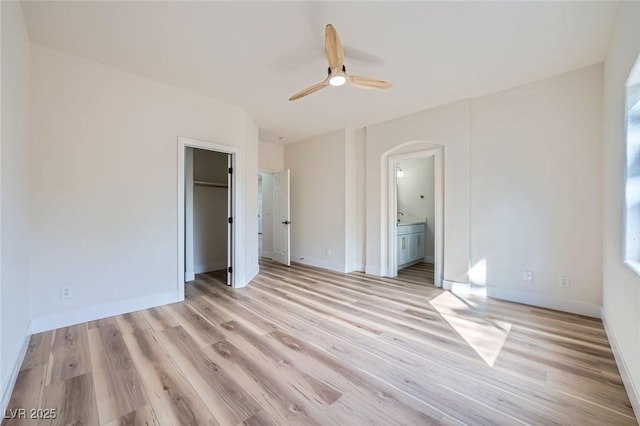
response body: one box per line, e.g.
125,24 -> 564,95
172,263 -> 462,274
522,271 -> 533,282
61,286 -> 72,299
559,276 -> 570,288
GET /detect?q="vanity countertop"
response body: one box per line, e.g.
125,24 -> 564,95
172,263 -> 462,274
397,221 -> 426,226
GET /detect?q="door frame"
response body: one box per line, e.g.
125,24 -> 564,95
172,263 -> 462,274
177,137 -> 241,300
387,147 -> 444,287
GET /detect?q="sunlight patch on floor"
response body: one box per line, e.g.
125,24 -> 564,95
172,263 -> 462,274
430,291 -> 511,367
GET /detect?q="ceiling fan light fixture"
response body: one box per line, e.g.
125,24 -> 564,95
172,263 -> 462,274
329,74 -> 346,87
288,24 -> 392,101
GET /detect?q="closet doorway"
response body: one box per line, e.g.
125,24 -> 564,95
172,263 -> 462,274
178,137 -> 238,299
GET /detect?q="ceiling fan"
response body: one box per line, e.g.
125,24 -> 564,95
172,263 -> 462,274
289,24 -> 392,101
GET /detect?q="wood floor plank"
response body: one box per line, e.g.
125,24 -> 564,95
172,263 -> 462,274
250,279 -> 385,337
3,259 -> 635,425
45,324 -> 90,385
103,405 -> 159,426
20,332 -> 53,372
218,320 -> 343,406
155,325 -> 261,425
123,329 -> 215,425
88,323 -> 149,424
2,366 -> 47,426
237,410 -> 275,426
266,330 -> 445,425
263,276 -> 498,360
189,284 -> 279,336
139,306 -> 179,332
236,270 -> 550,392
41,373 -> 99,426
546,367 -> 635,416
249,262 -> 636,422
204,339 -> 329,426
183,292 -> 233,326
199,287 -> 446,422
160,303 -> 225,347
325,392 -> 439,426
115,312 -> 152,335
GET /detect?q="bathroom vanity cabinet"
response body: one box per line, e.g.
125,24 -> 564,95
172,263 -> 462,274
397,222 -> 426,269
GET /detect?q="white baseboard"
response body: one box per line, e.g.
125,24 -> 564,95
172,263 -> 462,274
352,264 -> 365,273
291,255 -> 346,274
194,261 -> 226,275
344,263 -> 365,274
450,281 -> 470,292
423,256 -> 434,263
1,328 -> 30,414
30,290 -> 179,334
242,266 -> 259,288
602,307 -> 640,420
487,287 -> 601,318
185,270 -> 195,282
260,251 -> 274,260
365,265 -> 382,276
442,280 -> 454,291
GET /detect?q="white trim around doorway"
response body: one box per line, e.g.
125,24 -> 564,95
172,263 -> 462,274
177,137 -> 242,300
386,147 -> 444,287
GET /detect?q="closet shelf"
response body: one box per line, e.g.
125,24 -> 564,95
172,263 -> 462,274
194,180 -> 228,188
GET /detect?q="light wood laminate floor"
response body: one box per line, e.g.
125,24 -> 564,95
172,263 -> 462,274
397,262 -> 435,286
3,260 -> 636,425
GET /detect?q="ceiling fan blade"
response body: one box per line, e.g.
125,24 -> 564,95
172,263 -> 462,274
348,75 -> 393,90
289,80 -> 329,101
325,24 -> 344,71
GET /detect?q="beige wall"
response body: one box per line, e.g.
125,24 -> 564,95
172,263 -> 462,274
289,65 -> 603,318
354,128 -> 367,271
259,140 -> 284,172
281,126 -> 364,274
365,100 -> 471,280
344,128 -> 365,272
602,0 -> 640,415
1,0 -> 31,401
285,130 -> 347,272
243,119 -> 260,283
471,65 -> 603,316
28,45 -> 258,322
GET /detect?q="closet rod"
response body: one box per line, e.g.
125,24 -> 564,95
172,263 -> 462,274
193,180 -> 228,188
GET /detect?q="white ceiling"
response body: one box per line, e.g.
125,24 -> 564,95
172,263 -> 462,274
21,1 -> 619,144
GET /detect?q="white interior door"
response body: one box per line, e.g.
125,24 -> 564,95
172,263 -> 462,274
227,154 -> 234,285
272,169 -> 291,266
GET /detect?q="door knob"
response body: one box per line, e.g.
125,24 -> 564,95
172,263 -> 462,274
282,220 -> 292,225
